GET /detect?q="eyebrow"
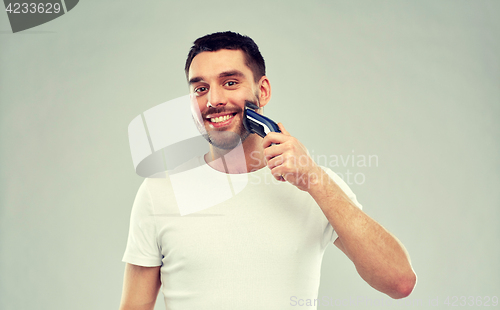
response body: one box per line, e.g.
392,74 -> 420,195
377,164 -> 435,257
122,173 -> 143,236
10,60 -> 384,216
188,70 -> 246,85
188,76 -> 203,85
218,70 -> 245,79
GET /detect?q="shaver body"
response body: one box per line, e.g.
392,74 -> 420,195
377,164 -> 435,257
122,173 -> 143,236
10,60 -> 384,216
243,108 -> 281,138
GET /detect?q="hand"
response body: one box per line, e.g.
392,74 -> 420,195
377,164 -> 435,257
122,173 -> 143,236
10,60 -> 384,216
262,123 -> 323,192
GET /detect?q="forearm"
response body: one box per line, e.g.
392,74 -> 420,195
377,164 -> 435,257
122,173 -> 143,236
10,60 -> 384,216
308,169 -> 416,298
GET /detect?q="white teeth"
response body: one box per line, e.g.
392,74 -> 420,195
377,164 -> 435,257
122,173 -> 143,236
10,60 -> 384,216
210,114 -> 233,123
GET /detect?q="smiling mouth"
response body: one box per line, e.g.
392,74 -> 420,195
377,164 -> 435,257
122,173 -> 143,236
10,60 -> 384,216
206,112 -> 237,127
210,114 -> 234,123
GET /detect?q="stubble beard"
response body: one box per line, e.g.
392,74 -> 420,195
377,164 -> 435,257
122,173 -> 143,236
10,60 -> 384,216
203,113 -> 251,150
202,97 -> 258,150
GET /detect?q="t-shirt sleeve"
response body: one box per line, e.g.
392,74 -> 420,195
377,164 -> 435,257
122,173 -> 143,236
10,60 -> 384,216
122,179 -> 163,267
321,167 -> 363,242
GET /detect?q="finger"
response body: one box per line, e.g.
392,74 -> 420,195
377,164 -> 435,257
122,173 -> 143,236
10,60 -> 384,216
267,154 -> 285,170
262,132 -> 290,149
263,144 -> 285,162
270,166 -> 288,182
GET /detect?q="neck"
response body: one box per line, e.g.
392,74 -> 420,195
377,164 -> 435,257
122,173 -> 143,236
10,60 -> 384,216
204,134 -> 266,174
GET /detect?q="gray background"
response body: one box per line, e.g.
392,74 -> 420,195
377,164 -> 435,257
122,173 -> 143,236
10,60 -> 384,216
1,0 -> 498,309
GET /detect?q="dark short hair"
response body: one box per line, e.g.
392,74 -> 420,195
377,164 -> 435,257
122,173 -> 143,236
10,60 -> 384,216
185,31 -> 266,83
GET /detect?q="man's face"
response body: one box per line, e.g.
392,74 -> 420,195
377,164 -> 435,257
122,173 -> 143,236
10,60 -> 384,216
188,49 -> 261,150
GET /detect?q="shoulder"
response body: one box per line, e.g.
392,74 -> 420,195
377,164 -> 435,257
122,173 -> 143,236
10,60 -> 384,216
131,172 -> 178,214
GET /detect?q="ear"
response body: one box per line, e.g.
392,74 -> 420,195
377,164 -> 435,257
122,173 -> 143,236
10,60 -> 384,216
256,76 -> 271,108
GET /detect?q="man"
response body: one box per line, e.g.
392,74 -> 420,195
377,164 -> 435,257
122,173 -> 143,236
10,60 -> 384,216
120,31 -> 416,310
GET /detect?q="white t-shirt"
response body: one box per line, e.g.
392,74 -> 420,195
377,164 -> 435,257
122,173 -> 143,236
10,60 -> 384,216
122,156 -> 362,310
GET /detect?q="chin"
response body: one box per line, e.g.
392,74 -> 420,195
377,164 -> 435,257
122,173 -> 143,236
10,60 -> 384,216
204,129 -> 250,150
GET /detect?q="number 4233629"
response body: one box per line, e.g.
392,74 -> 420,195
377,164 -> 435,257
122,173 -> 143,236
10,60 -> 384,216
5,3 -> 62,14
444,296 -> 498,307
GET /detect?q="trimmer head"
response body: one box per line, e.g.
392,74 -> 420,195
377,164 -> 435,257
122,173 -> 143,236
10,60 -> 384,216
243,101 -> 281,138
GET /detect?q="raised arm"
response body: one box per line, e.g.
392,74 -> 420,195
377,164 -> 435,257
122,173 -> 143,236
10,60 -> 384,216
262,123 -> 416,299
119,263 -> 161,310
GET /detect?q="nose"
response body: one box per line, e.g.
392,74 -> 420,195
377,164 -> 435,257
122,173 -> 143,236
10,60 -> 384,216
207,86 -> 226,108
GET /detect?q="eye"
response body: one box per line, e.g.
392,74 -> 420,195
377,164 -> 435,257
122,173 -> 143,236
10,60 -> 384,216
194,86 -> 208,94
224,81 -> 237,87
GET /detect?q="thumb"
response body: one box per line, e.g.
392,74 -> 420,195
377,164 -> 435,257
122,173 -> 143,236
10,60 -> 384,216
277,122 -> 290,136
